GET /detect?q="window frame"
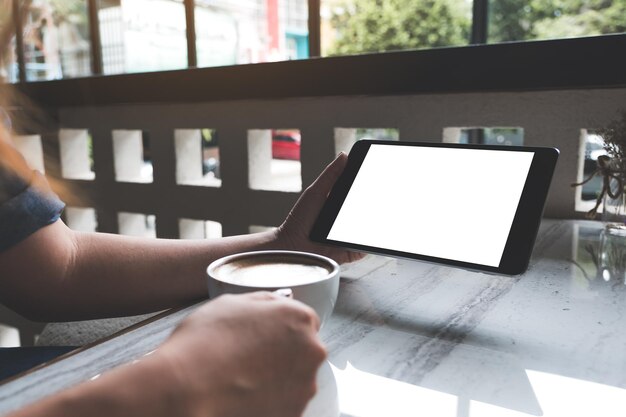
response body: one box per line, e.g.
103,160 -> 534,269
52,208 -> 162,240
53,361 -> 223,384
7,0 -> 626,96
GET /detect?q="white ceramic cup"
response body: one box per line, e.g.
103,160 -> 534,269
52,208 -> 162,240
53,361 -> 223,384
207,250 -> 340,327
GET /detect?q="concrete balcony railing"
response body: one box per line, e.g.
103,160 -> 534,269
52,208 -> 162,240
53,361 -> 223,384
7,34 -> 626,240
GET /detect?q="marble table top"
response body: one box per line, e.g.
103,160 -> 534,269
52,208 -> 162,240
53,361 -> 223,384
1,219 -> 625,416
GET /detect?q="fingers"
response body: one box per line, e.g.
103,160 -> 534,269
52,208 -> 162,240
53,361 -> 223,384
298,301 -> 321,332
163,289 -> 327,417
268,292 -> 322,332
245,291 -> 279,301
239,291 -> 322,331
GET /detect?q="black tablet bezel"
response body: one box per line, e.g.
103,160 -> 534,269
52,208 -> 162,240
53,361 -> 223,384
310,140 -> 559,275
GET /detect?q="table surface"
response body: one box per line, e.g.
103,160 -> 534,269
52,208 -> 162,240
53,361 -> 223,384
1,219 -> 626,416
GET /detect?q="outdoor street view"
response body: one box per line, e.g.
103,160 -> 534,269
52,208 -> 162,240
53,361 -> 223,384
2,0 -> 625,82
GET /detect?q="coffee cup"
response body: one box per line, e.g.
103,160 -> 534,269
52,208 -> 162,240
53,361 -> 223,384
207,250 -> 340,327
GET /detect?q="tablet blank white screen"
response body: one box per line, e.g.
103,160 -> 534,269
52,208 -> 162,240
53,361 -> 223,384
327,144 -> 535,267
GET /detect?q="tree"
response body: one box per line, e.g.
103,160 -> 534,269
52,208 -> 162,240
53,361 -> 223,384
327,0 -> 625,56
327,0 -> 471,56
48,0 -> 89,37
489,0 -> 626,43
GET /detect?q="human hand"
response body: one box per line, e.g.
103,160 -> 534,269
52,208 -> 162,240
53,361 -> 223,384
276,153 -> 365,264
156,292 -> 327,417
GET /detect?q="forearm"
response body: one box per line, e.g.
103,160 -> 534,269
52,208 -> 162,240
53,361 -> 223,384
64,227 -> 283,319
7,292 -> 325,417
0,153 -> 355,322
0,220 -> 284,321
7,354 -> 189,417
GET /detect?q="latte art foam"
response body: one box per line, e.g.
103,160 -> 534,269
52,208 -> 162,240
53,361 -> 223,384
213,257 -> 331,287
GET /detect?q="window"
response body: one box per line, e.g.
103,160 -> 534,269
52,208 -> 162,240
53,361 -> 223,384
7,1 -> 626,81
321,0 -> 471,56
0,36 -> 19,83
488,0 -> 626,44
22,0 -> 92,81
98,0 -> 187,74
194,0 -> 309,68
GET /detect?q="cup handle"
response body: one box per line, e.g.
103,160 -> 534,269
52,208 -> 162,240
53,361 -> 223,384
274,288 -> 293,299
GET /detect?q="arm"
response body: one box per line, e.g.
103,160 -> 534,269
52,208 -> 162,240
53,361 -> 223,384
0,153 -> 360,322
8,292 -> 326,417
0,220 -> 281,321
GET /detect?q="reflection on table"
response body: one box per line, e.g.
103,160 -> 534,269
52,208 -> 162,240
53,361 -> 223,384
1,219 -> 625,417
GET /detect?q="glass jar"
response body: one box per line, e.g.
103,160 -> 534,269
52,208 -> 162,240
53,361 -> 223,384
599,225 -> 626,284
601,157 -> 626,226
599,158 -> 626,283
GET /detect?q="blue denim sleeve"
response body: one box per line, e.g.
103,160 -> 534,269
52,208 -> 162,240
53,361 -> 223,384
0,170 -> 65,252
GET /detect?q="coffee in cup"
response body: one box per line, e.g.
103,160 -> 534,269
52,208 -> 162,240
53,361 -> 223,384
207,251 -> 340,327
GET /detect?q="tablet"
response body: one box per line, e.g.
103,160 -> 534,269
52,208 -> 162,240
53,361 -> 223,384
310,140 -> 559,275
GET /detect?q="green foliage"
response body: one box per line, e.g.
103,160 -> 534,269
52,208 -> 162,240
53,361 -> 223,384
202,129 -> 219,146
328,0 -> 626,55
489,0 -> 626,42
599,111 -> 626,159
328,0 -> 471,55
355,128 -> 399,140
48,0 -> 87,21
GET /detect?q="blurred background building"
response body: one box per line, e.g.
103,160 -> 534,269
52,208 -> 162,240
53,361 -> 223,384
6,0 -> 310,81
3,0 -> 625,83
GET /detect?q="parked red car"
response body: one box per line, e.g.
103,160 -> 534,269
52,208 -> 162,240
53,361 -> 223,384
272,130 -> 301,160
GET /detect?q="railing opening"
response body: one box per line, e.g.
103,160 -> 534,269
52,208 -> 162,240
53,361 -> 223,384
118,212 -> 156,237
113,129 -> 152,183
334,128 -> 399,154
249,225 -> 276,234
64,207 -> 98,233
179,218 -> 222,239
443,127 -> 524,146
576,129 -> 606,214
59,129 -> 95,180
248,129 -> 302,192
12,135 -> 45,173
175,128 -> 221,187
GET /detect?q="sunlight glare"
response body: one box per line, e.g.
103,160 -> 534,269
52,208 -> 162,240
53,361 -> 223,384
331,362 -> 457,417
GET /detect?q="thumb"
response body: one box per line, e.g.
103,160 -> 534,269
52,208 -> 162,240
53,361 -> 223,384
281,152 -> 348,235
307,152 -> 348,197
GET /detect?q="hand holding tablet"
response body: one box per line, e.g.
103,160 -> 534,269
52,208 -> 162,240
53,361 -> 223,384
310,140 -> 559,275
